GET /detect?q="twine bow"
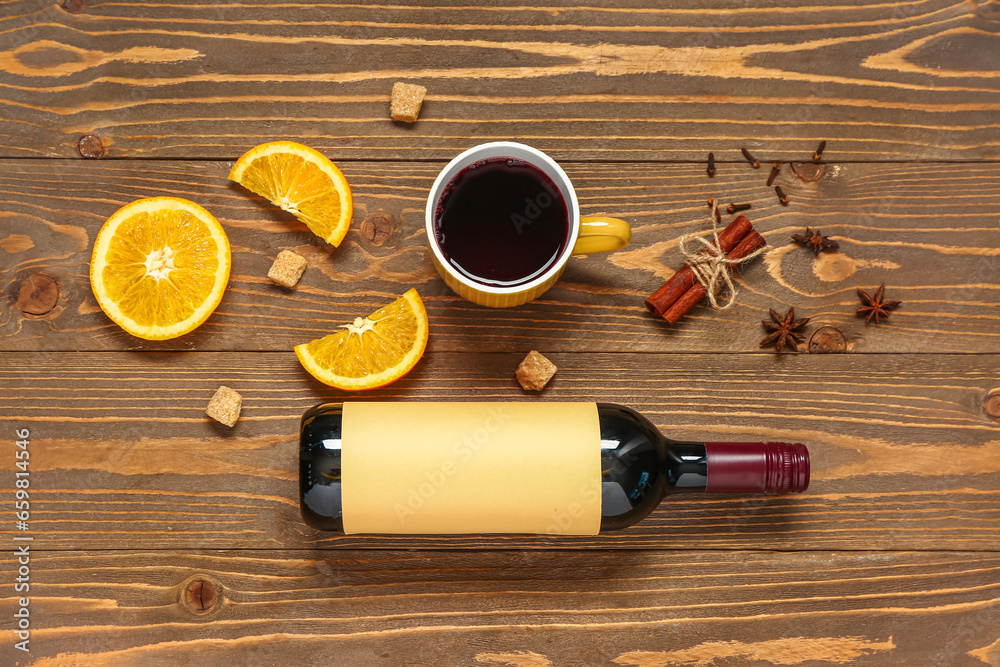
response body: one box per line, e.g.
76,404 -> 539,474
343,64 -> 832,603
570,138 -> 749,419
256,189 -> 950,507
676,201 -> 770,310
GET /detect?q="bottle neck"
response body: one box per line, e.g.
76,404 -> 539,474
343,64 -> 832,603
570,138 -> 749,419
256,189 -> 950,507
661,441 -> 810,495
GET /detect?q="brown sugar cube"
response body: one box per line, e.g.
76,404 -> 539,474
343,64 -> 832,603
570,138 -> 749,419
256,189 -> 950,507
268,250 -> 307,288
516,350 -> 557,392
390,82 -> 427,123
206,386 -> 242,427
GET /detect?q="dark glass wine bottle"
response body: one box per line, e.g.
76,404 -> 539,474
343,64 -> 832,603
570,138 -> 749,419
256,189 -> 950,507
300,402 -> 809,534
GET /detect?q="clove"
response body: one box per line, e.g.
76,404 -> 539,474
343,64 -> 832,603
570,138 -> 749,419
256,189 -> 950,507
813,141 -> 826,162
766,162 -> 781,187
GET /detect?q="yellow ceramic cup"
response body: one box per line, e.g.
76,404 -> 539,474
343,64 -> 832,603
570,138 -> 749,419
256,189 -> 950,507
426,142 -> 631,308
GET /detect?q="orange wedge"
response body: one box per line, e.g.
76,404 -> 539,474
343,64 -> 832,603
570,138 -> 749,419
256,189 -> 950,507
295,289 -> 429,391
90,197 -> 231,340
228,141 -> 353,246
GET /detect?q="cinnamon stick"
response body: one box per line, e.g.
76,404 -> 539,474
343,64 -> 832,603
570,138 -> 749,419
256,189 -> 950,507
661,230 -> 767,324
645,216 -> 752,316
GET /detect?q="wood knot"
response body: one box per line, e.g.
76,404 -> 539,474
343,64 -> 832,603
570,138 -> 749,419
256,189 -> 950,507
808,325 -> 847,353
985,389 -> 1000,421
16,272 -> 60,316
790,162 -> 826,183
61,0 -> 86,12
359,211 -> 396,246
77,134 -> 104,159
181,577 -> 220,615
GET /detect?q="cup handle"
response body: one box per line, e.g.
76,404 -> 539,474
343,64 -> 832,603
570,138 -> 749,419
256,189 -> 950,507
571,216 -> 631,255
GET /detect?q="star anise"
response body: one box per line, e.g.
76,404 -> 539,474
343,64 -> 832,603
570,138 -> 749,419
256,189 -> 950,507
791,227 -> 839,255
760,308 -> 811,354
857,284 -> 901,324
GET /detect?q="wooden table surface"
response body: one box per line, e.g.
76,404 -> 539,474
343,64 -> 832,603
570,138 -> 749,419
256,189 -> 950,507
2,1 -> 999,665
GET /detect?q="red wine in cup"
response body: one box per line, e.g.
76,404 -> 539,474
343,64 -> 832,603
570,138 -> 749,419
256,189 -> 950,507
433,157 -> 570,287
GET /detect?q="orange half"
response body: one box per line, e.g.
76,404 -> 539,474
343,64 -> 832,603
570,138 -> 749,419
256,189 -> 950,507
89,197 -> 231,340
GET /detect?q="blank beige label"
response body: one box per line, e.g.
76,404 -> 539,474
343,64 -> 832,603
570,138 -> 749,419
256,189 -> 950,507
341,402 -> 601,535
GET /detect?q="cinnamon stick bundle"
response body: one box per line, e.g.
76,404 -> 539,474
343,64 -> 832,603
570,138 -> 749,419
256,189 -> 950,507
659,230 -> 767,324
645,216 -> 752,317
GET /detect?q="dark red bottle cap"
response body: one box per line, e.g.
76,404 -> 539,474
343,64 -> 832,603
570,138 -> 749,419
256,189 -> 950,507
704,442 -> 809,494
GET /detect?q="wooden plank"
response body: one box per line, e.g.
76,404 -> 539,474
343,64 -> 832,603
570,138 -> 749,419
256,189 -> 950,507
1,549 -> 997,665
1,350 -> 998,551
2,160 -> 997,353
1,1 -> 998,160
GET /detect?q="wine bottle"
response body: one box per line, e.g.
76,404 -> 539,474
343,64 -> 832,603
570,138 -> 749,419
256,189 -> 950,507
300,402 -> 809,535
